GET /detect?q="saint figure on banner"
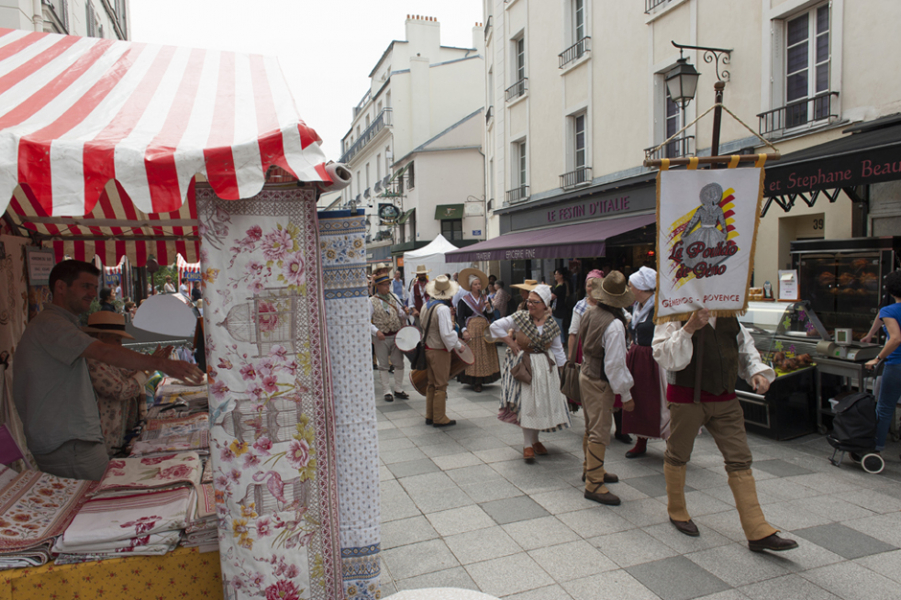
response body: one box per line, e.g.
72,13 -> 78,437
680,183 -> 729,269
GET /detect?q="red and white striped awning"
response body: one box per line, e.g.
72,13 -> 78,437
0,28 -> 336,265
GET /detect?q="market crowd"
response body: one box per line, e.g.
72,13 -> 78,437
369,260 -> 901,553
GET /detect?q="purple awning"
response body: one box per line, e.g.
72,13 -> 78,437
446,213 -> 656,262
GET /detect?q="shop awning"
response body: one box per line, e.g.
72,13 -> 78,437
435,204 -> 464,220
397,207 -> 415,224
445,212 -> 655,262
763,114 -> 901,197
0,28 -> 336,265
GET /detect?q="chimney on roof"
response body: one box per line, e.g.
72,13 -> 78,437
405,14 -> 440,61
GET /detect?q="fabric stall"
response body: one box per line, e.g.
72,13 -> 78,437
176,254 -> 202,286
0,26 -> 372,600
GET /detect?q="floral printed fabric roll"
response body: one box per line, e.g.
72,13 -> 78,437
197,186 -> 342,600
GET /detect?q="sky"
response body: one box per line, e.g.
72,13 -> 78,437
129,0 -> 484,160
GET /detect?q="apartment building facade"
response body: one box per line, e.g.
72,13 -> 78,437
337,15 -> 486,268
1,0 -> 129,39
478,0 -> 901,288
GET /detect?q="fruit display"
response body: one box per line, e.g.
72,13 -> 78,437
769,351 -> 814,373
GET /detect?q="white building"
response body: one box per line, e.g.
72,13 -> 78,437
337,15 -> 486,270
472,0 -> 901,306
0,0 -> 129,39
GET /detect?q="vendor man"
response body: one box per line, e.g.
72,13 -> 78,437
13,260 -> 204,481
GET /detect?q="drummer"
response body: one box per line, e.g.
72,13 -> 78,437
370,274 -> 410,402
456,268 -> 501,393
420,275 -> 464,427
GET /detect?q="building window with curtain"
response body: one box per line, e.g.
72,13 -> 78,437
507,36 -> 527,101
561,113 -> 590,189
441,219 -> 463,241
507,140 -> 529,203
785,4 -> 831,128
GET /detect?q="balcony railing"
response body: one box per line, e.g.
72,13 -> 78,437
340,108 -> 393,164
506,185 -> 529,204
485,106 -> 493,124
506,78 -> 528,102
484,15 -> 492,40
559,37 -> 591,69
757,91 -> 839,136
644,135 -> 695,161
560,166 -> 592,190
645,0 -> 671,13
352,89 -> 372,118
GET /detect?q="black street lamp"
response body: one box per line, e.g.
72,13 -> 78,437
665,57 -> 700,112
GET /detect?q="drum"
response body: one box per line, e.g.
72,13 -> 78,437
395,326 -> 421,354
410,369 -> 429,397
449,343 -> 475,378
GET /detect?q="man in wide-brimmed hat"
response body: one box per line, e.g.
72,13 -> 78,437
578,272 -> 636,506
420,275 -> 464,427
408,264 -> 431,324
509,279 -> 538,312
370,274 -> 410,402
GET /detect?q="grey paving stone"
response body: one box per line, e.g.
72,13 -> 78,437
835,488 -> 901,514
501,584 -> 575,600
786,472 -> 862,494
419,442 -> 470,458
380,480 -> 422,523
387,457 -> 441,479
471,446 -> 523,464
405,430 -> 458,447
555,506 -> 635,538
378,465 -> 395,482
842,512 -> 901,547
380,403 -> 415,413
455,435 -> 509,452
800,561 -> 901,600
464,553 -> 555,597
529,488 -> 602,515
444,525 -> 523,564
626,556 -> 730,600
431,452 -> 485,471
739,574 -> 840,600
691,591 -> 752,600
626,474 -> 695,498
793,523 -> 897,559
614,497 -> 671,528
563,570 -> 659,600
754,499 -> 833,532
446,464 -> 506,486
590,528 -> 679,568
606,461 -> 661,480
389,416 -> 431,429
787,495 -> 877,522
502,516 -> 581,551
380,538 -> 461,580
480,495 -> 550,525
686,542 -> 792,587
528,539 -> 618,582
683,467 -> 731,490
854,548 -> 901,583
407,485 -> 476,514
644,520 -> 734,553
459,479 -> 524,504
752,459 -> 814,478
694,510 -> 752,543
753,477 -> 822,501
380,446 -> 427,465
680,490 -> 735,517
378,428 -> 407,440
426,504 -> 496,537
380,515 -> 439,550
397,471 -> 457,494
394,566 -> 480,592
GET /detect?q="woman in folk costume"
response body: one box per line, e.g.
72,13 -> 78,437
578,272 -> 635,506
420,275 -> 465,427
621,266 -> 671,458
490,284 -> 571,462
456,268 -> 501,392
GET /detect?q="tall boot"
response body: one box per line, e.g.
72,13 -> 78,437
727,470 -> 778,542
664,463 -> 698,536
425,387 -> 435,425
626,437 -> 647,459
431,390 -> 456,427
614,410 -> 632,443
583,442 -> 620,505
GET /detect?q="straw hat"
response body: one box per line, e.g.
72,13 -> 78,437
82,311 -> 135,339
458,268 -> 488,292
413,265 -> 430,276
510,279 -> 538,292
425,274 -> 459,300
588,271 -> 635,308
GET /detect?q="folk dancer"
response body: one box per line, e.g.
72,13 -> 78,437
490,284 -> 571,462
370,274 -> 410,402
578,273 -> 635,505
653,308 -> 798,552
408,264 -> 431,328
622,267 -> 671,458
456,268 -> 501,392
420,275 -> 464,427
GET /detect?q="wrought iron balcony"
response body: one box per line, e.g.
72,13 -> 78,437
484,15 -> 492,40
757,91 -> 839,136
560,167 -> 592,190
485,106 -> 493,124
340,108 -> 393,164
643,136 -> 695,161
559,37 -> 591,69
645,0 -> 671,13
506,78 -> 528,102
506,185 -> 529,204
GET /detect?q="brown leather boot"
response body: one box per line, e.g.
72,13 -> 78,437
728,470 -> 778,543
584,442 -> 620,505
425,387 -> 435,425
431,390 -> 455,427
664,463 -> 698,536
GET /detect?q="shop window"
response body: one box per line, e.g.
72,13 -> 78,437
441,219 -> 463,241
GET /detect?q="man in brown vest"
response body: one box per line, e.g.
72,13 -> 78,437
420,275 -> 463,427
652,308 -> 798,552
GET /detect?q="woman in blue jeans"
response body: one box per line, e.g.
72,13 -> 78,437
866,270 -> 901,454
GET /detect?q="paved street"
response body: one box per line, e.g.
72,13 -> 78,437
375,371 -> 901,600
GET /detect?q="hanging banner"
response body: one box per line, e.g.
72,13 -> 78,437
655,167 -> 765,322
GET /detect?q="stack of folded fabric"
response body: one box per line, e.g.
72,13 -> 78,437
0,468 -> 96,569
130,413 -> 210,457
53,453 -> 202,562
154,376 -> 208,402
182,459 -> 217,552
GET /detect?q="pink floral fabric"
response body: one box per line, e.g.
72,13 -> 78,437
197,187 -> 341,600
95,452 -> 201,496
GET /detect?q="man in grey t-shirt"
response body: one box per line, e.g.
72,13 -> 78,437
13,260 -> 204,481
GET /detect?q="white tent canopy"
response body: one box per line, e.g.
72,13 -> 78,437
403,235 -> 474,295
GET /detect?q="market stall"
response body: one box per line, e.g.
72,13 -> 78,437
403,234 -> 467,290
0,26 -> 377,600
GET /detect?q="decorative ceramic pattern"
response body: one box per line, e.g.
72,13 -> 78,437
318,210 -> 381,600
198,186 -> 342,600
